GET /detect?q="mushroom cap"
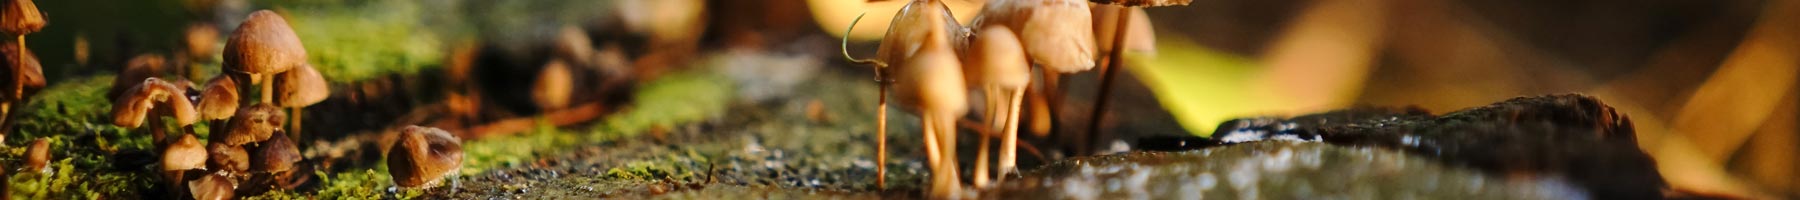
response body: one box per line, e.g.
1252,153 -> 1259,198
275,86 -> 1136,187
107,54 -> 168,101
974,0 -> 1096,73
273,64 -> 328,108
875,0 -> 968,68
553,25 -> 594,67
223,10 -> 306,78
1,0 -> 44,35
962,26 -> 1031,88
249,130 -> 300,173
185,23 -> 220,61
162,134 -> 209,171
187,173 -> 236,200
1088,0 -> 1191,7
1091,6 -> 1156,57
111,78 -> 201,128
533,60 -> 573,111
205,142 -> 249,174
196,75 -> 240,120
222,103 -> 284,146
894,30 -> 969,116
388,125 -> 463,188
24,138 -> 48,172
1,40 -> 44,100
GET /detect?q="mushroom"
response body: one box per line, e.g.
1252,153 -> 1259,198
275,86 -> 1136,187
1079,0 -> 1183,156
0,39 -> 42,143
109,54 -> 168,103
184,23 -> 220,79
112,77 -> 200,145
161,134 -> 208,199
223,10 -> 305,103
893,23 -> 967,198
221,103 -> 283,146
387,125 -> 463,188
533,59 -> 574,112
960,25 -> 1031,187
3,0 -> 44,112
205,142 -> 249,175
248,130 -> 300,188
272,64 -> 327,141
554,25 -> 595,68
23,137 -> 48,173
188,172 -> 236,200
197,75 -> 239,135
845,0 -> 966,188
971,0 -> 1095,73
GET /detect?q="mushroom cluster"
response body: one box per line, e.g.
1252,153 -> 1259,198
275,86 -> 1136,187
0,0 -> 44,143
845,0 -> 1185,196
99,10 -> 324,199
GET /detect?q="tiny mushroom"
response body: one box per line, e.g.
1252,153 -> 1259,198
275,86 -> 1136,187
249,130 -> 301,182
188,172 -> 236,200
960,25 -> 1032,187
0,40 -> 43,143
387,125 -> 464,188
197,75 -> 239,134
112,77 -> 200,145
861,0 -> 966,188
273,64 -> 327,140
223,10 -> 305,103
972,0 -> 1096,73
23,137 -> 48,172
221,103 -> 284,146
533,59 -> 574,111
893,24 -> 967,198
205,142 -> 250,175
161,134 -> 208,198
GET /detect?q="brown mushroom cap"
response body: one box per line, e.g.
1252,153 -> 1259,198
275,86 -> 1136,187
185,23 -> 220,61
894,30 -> 969,116
196,75 -> 240,120
162,134 -> 209,171
205,142 -> 249,173
249,130 -> 300,173
533,60 -> 573,111
107,54 -> 167,101
876,0 -> 968,68
1,0 -> 45,36
222,103 -> 284,145
112,78 -> 201,128
24,138 -> 48,172
1,40 -> 44,100
223,10 -> 306,82
974,0 -> 1096,73
187,173 -> 236,200
962,26 -> 1031,88
388,125 -> 464,188
273,64 -> 328,108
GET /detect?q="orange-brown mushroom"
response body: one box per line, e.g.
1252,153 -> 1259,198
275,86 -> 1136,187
858,0 -> 966,189
184,23 -> 220,78
249,130 -> 300,188
23,137 -> 48,173
272,64 -> 327,141
108,54 -> 168,101
205,142 -> 249,175
223,10 -> 306,103
188,172 -> 236,200
960,25 -> 1032,187
197,75 -> 239,136
387,125 -> 464,188
221,103 -> 283,146
112,78 -> 201,144
533,60 -> 574,111
892,22 -> 967,198
162,133 -> 208,199
0,39 -> 42,143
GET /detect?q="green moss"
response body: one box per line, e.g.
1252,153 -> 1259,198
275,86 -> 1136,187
281,1 -> 446,84
5,76 -> 158,199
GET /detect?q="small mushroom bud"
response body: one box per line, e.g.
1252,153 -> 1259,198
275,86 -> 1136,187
205,143 -> 250,174
187,172 -> 236,200
222,104 -> 284,146
185,23 -> 220,62
23,138 -> 49,172
387,125 -> 464,188
162,134 -> 208,171
1,0 -> 45,36
249,130 -> 300,174
533,60 -> 573,111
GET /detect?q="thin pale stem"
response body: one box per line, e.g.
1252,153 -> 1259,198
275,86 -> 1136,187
876,83 -> 889,189
999,86 -> 1025,180
261,75 -> 274,104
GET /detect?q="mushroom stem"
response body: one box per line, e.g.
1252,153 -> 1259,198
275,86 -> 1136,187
290,107 -> 302,143
0,103 -> 9,143
1085,7 -> 1135,156
150,114 -> 167,147
998,86 -> 1025,179
928,114 -> 959,198
875,81 -> 889,189
260,75 -> 273,103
